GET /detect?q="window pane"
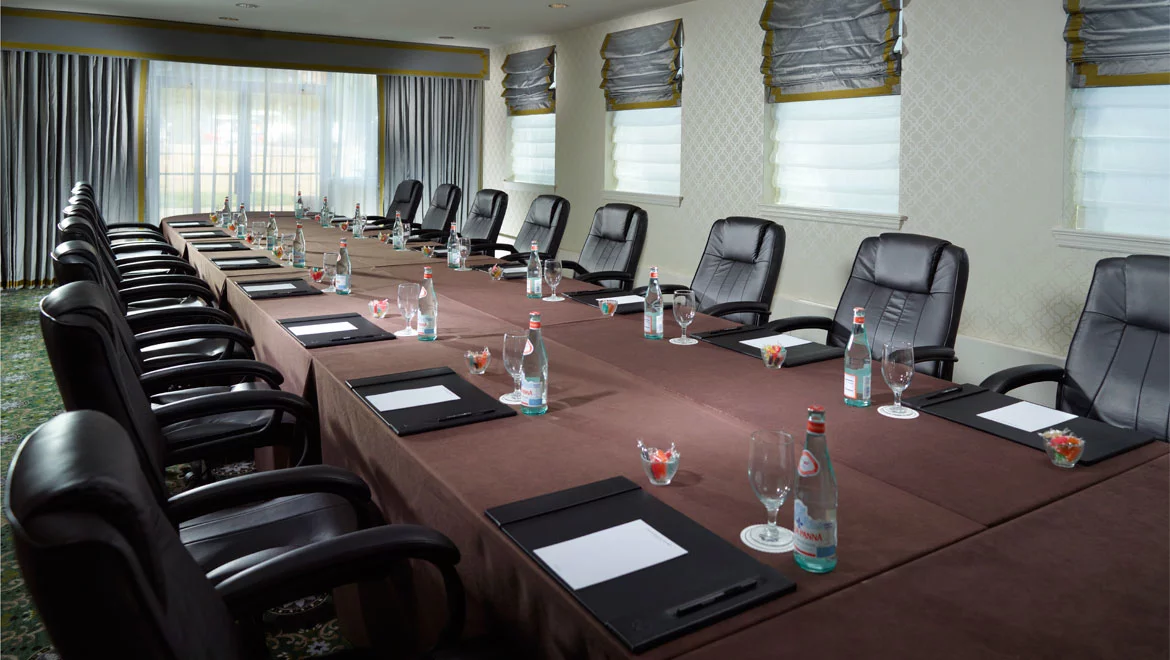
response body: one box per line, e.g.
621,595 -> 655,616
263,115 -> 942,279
510,113 -> 556,186
611,107 -> 682,196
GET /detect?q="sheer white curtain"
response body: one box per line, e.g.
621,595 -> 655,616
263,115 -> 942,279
610,107 -> 682,196
146,62 -> 377,221
1071,85 -> 1170,238
770,95 -> 901,215
509,114 -> 556,185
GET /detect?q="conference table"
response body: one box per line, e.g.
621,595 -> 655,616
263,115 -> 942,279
162,213 -> 1169,659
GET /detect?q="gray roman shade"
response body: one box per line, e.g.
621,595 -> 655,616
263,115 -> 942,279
501,46 -> 555,116
1064,0 -> 1170,88
760,0 -> 904,103
600,19 -> 683,111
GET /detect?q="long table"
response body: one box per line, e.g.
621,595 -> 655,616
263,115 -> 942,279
162,214 -> 1169,659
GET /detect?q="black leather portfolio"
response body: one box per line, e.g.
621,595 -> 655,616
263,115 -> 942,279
565,289 -> 652,315
210,256 -> 283,271
166,220 -> 213,228
189,241 -> 249,252
278,312 -> 394,348
693,326 -> 845,367
471,263 -> 526,280
348,367 -> 515,436
236,277 -> 324,300
903,384 -> 1156,464
486,476 -> 796,653
178,229 -> 231,239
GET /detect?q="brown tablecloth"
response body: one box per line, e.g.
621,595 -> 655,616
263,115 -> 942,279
161,213 -> 1170,659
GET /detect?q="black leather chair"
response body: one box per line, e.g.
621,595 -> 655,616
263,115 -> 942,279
365,179 -> 424,231
982,255 -> 1169,440
59,215 -> 199,278
70,181 -> 164,239
767,232 -> 968,380
60,211 -> 183,263
479,195 -> 570,263
461,189 -> 510,248
5,410 -> 467,658
561,203 -> 647,291
635,217 -> 785,325
411,183 -> 463,240
54,239 -> 217,310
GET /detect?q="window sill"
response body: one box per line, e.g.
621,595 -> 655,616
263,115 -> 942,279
756,204 -> 904,230
1051,228 -> 1170,256
503,180 -> 556,194
601,190 -> 682,208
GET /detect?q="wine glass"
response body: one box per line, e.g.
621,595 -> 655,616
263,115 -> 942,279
500,332 -> 528,405
745,430 -> 796,551
543,259 -> 563,302
321,252 -> 339,293
669,290 -> 697,345
251,221 -> 267,249
395,283 -> 420,337
456,236 -> 473,271
879,340 -> 917,418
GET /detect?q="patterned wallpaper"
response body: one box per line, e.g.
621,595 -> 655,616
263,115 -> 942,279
483,0 -> 1124,358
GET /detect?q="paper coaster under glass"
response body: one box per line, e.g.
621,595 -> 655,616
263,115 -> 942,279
877,405 -> 920,420
740,524 -> 794,554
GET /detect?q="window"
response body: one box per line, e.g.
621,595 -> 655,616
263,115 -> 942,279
508,113 -> 556,186
768,95 -> 901,215
1069,85 -> 1170,238
146,62 -> 377,220
609,107 -> 682,197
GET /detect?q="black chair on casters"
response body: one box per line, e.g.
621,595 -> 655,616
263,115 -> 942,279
410,184 -> 463,241
365,179 -> 424,231
461,189 -> 509,250
561,203 -> 647,291
981,255 -> 1169,441
766,232 -> 969,380
634,217 -> 785,325
479,194 -> 571,263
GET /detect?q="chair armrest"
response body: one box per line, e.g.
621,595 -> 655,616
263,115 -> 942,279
703,301 -> 772,322
120,282 -> 216,306
111,241 -> 179,256
560,260 -> 587,275
412,229 -> 446,240
631,283 -> 688,296
216,525 -> 466,650
911,346 -> 958,364
139,358 -> 281,394
109,230 -> 167,241
576,271 -> 635,287
120,258 -> 196,273
120,273 -> 211,290
136,324 -> 254,357
153,389 -> 317,466
108,222 -> 162,232
980,364 -> 1065,394
477,243 -> 518,258
125,307 -> 235,333
166,464 -> 372,525
765,315 -> 835,335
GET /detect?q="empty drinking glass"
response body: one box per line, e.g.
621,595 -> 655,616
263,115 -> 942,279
395,283 -> 421,337
500,332 -> 527,405
456,236 -> 473,271
669,290 -> 698,345
543,259 -> 563,302
879,340 -> 917,418
251,221 -> 267,249
745,430 -> 796,552
321,252 -> 339,293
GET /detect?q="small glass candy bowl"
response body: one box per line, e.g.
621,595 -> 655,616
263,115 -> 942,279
1040,429 -> 1085,468
421,245 -> 437,258
760,343 -> 787,369
309,266 -> 325,283
637,439 -> 680,486
338,221 -> 350,232
598,299 -> 619,317
377,231 -> 390,243
465,347 -> 491,375
368,298 -> 391,319
488,264 -> 505,281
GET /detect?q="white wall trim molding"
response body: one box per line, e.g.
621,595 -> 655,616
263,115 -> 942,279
503,180 -> 556,194
757,204 -> 904,230
1051,228 -> 1170,256
602,190 -> 683,208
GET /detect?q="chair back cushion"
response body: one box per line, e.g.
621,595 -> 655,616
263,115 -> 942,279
52,240 -> 121,296
462,189 -> 509,243
578,204 -> 648,288
514,195 -> 570,256
5,411 -> 247,659
828,233 -> 969,379
386,179 -> 423,226
689,217 -> 785,324
1060,255 -> 1169,439
418,184 -> 462,232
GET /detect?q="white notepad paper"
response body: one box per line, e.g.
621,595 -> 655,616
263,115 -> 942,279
169,222 -> 202,227
242,282 -> 297,293
366,385 -> 460,412
502,266 -> 527,275
533,519 -> 687,590
602,295 -> 646,305
977,401 -> 1077,432
195,243 -> 235,250
289,321 -> 358,336
182,231 -> 218,237
739,334 -> 812,349
215,259 -> 262,266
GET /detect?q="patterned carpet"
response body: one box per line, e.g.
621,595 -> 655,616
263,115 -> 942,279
0,288 -> 348,659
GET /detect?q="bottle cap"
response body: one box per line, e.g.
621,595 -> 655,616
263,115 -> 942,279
807,405 -> 826,433
529,311 -> 542,329
423,266 -> 433,278
650,266 -> 659,278
853,307 -> 865,324
340,238 -> 347,246
531,241 -> 539,251
296,223 -> 303,228
451,222 -> 457,229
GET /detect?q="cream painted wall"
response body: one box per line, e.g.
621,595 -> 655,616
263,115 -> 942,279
482,0 -> 1129,383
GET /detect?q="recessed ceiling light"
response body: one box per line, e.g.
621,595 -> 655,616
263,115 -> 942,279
219,16 -> 239,21
438,35 -> 455,39
549,3 -> 569,7
235,2 -> 258,8
473,26 -> 491,30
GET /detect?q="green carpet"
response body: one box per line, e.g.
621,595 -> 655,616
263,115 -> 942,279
0,288 -> 348,659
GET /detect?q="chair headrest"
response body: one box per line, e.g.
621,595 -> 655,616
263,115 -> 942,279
40,280 -> 122,337
872,233 -> 950,294
471,189 -> 504,217
394,180 -> 421,204
711,217 -> 777,264
1089,255 -> 1170,333
593,204 -> 638,242
431,184 -> 458,211
527,195 -> 563,228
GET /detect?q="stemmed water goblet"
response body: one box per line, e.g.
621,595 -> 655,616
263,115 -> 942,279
879,340 -> 917,418
395,283 -> 420,337
669,289 -> 697,345
456,236 -> 473,271
744,430 -> 797,552
321,252 -> 339,293
543,259 -> 563,302
499,332 -> 528,405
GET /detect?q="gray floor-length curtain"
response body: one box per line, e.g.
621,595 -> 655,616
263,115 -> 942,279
1,50 -> 144,288
381,75 -> 482,227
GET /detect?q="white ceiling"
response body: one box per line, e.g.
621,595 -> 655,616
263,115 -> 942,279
1,0 -> 684,47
